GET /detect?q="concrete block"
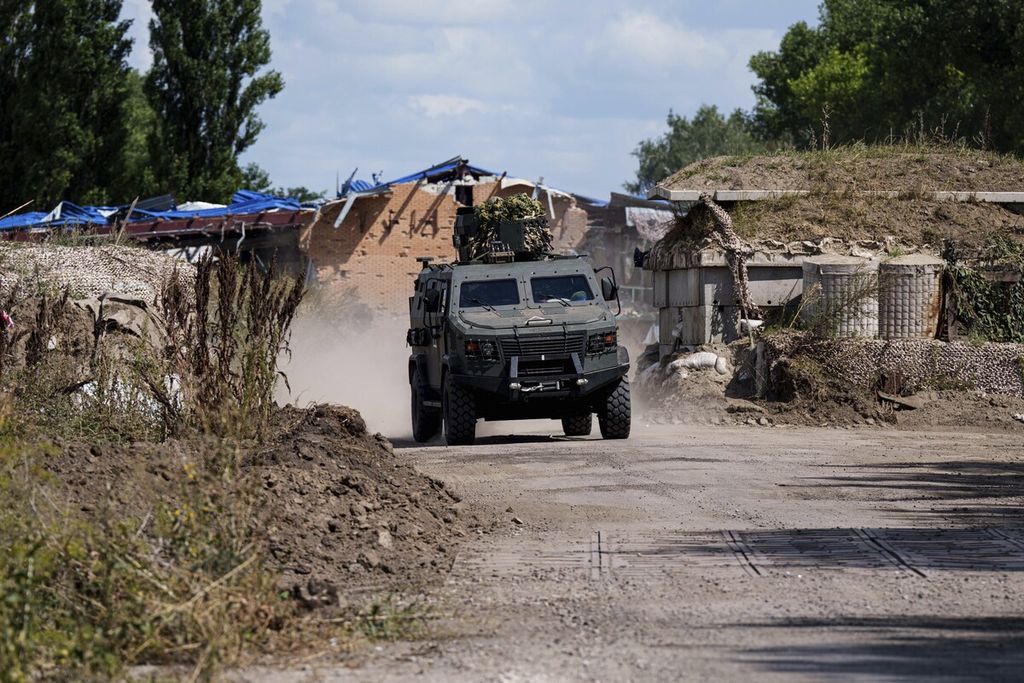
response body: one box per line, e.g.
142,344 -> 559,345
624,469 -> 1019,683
658,306 -> 680,347
666,269 -> 700,307
747,267 -> 803,307
652,270 -> 668,307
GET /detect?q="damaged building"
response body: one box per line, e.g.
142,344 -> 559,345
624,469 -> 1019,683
301,156 -> 596,314
639,150 -> 1024,410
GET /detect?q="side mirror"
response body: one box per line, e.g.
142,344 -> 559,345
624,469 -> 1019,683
601,277 -> 618,302
423,289 -> 441,313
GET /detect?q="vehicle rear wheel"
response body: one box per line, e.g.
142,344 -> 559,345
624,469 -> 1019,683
597,379 -> 631,439
561,414 -> 592,437
411,366 -> 441,443
443,373 -> 476,445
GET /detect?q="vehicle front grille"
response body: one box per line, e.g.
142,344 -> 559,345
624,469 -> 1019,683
518,360 -> 572,376
500,333 -> 585,358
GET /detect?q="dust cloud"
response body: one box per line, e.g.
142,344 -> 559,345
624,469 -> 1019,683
278,314 -> 413,439
277,309 -> 623,442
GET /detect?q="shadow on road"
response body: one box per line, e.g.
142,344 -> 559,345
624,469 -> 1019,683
391,433 -> 578,449
736,616 -> 1024,682
796,459 -> 1024,528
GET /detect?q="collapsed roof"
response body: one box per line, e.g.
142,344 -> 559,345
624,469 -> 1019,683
0,190 -> 310,239
328,155 -> 607,229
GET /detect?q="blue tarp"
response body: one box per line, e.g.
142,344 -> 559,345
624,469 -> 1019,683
0,190 -> 300,231
0,201 -> 117,229
340,156 -> 500,197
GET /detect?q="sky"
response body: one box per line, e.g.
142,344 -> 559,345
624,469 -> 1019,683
119,1 -> 821,199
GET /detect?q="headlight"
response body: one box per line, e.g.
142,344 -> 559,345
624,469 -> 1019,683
465,339 -> 500,361
587,330 -> 617,354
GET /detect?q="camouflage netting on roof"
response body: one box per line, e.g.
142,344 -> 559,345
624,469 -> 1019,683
659,147 -> 1024,193
650,147 -> 1024,260
0,243 -> 196,304
468,194 -> 553,260
649,194 -> 1024,266
764,332 -> 1024,398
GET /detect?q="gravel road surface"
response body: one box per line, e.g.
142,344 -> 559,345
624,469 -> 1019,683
247,423 -> 1024,682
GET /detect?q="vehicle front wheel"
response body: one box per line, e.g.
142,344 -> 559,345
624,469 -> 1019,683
561,414 -> 592,436
597,379 -> 631,439
443,373 -> 477,445
411,366 -> 441,443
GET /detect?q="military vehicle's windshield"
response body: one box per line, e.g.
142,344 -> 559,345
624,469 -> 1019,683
531,275 -> 594,304
459,279 -> 520,308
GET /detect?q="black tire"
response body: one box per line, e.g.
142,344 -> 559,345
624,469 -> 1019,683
443,373 -> 476,445
411,365 -> 441,443
561,414 -> 593,437
597,379 -> 631,439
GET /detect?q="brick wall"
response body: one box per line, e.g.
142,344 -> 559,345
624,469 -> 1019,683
304,182 -> 592,314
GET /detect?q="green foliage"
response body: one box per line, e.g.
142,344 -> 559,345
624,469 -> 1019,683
159,255 -> 305,439
276,187 -> 326,203
241,162 -> 274,194
0,433 -> 287,681
944,235 -> 1024,342
113,70 -> 160,201
470,194 -> 552,260
474,193 -> 545,226
626,105 -> 766,195
146,0 -> 284,202
750,0 -> 1024,155
0,1 -> 139,207
0,254 -> 307,678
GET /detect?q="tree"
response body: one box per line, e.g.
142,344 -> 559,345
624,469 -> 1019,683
241,162 -> 273,194
626,105 -> 765,195
274,187 -> 324,203
750,1 -> 1024,154
146,0 -> 283,203
0,1 -> 136,208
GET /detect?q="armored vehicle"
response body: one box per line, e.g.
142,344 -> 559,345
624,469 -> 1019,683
407,208 -> 631,445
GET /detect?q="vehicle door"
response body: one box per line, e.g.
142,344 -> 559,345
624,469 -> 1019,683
423,278 -> 449,389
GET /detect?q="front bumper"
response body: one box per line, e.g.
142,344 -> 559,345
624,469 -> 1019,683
450,346 -> 629,405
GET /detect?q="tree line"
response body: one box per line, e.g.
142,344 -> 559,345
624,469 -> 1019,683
628,0 -> 1024,194
0,0 -> 285,210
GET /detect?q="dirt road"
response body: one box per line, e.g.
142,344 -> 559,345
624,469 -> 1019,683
249,423 -> 1024,682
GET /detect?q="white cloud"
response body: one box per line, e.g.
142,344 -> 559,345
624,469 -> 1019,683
345,0 -> 522,25
408,94 -> 488,118
600,12 -> 727,69
121,0 -> 820,199
121,0 -> 154,70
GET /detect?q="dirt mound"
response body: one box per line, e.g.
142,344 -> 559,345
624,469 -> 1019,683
250,404 -> 473,599
659,148 -> 1024,193
45,403 -> 474,609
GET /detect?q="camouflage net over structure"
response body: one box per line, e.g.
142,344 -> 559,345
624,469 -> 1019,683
0,243 -> 196,304
698,192 -> 761,319
764,332 -> 1024,398
469,194 -> 553,261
